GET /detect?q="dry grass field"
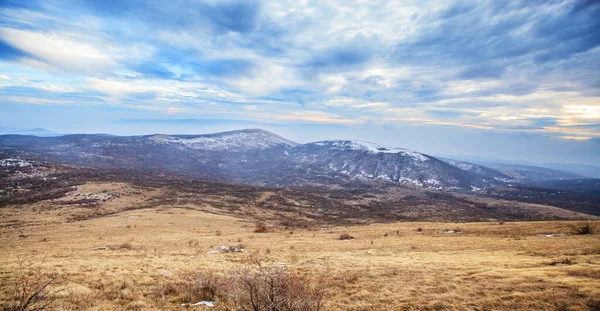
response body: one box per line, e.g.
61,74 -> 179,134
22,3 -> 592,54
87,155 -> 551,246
1,182 -> 599,310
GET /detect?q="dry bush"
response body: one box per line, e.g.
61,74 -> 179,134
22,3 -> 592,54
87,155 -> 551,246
339,232 -> 353,240
158,266 -> 337,311
548,258 -> 574,266
2,257 -> 62,311
573,223 -> 595,235
229,267 -> 334,311
175,271 -> 225,304
112,242 -> 133,250
254,223 -> 269,233
587,298 -> 600,311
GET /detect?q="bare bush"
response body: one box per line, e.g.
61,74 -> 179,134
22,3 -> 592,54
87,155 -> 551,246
159,266 -> 337,311
179,271 -> 225,303
573,223 -> 594,235
229,267 -> 334,311
339,232 -> 353,240
548,258 -> 574,266
3,257 -> 61,311
254,224 -> 269,233
587,298 -> 600,311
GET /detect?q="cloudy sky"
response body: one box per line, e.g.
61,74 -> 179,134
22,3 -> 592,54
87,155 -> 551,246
0,0 -> 599,164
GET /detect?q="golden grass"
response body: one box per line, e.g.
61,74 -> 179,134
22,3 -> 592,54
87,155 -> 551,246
1,183 -> 599,310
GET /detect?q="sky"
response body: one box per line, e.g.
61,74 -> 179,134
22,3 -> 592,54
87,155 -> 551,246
0,0 -> 599,165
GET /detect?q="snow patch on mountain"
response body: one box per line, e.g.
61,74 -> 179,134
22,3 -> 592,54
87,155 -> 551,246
0,157 -> 32,168
150,129 -> 298,151
313,140 -> 429,161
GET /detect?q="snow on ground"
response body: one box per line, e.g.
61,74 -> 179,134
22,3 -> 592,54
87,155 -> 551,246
0,157 -> 32,167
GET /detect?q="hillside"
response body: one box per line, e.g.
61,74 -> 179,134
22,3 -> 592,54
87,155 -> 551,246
0,129 -> 512,192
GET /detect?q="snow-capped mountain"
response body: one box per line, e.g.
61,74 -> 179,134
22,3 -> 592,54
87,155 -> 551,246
149,129 -> 297,152
0,129 -> 576,192
289,140 -> 502,190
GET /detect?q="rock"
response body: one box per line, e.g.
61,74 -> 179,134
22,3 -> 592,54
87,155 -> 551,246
441,230 -> 462,234
193,301 -> 215,307
93,246 -> 111,250
181,301 -> 215,308
218,245 -> 244,253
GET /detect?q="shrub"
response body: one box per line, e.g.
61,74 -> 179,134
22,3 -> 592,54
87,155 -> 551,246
158,267 -> 337,311
549,258 -> 574,266
339,232 -> 353,240
573,223 -> 594,235
587,298 -> 600,311
4,258 -> 61,311
118,242 -> 133,250
254,224 -> 269,233
229,267 -> 334,311
180,271 -> 224,303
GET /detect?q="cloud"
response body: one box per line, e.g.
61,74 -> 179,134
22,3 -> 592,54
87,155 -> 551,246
0,0 -> 599,161
86,78 -> 168,97
306,34 -> 379,71
0,39 -> 30,60
0,27 -> 116,72
227,62 -> 295,96
276,111 -> 360,125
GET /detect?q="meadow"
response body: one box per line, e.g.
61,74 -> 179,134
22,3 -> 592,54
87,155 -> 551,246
1,183 -> 599,310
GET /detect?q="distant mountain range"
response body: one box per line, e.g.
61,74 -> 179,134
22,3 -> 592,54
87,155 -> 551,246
0,129 -> 591,192
0,127 -> 59,136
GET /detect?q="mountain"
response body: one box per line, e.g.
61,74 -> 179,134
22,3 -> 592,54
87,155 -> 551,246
0,129 -> 578,192
440,158 -> 516,184
148,129 -> 298,152
6,128 -> 59,137
0,126 -> 16,134
539,163 -> 600,179
439,157 -> 583,184
480,163 -> 582,182
289,140 -> 503,190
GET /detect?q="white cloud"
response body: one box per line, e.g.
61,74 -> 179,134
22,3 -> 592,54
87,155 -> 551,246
0,27 -> 116,73
87,78 -> 168,96
227,63 -> 296,96
40,85 -> 76,93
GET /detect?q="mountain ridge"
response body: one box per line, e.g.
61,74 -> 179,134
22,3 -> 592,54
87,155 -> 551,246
0,129 -> 583,192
